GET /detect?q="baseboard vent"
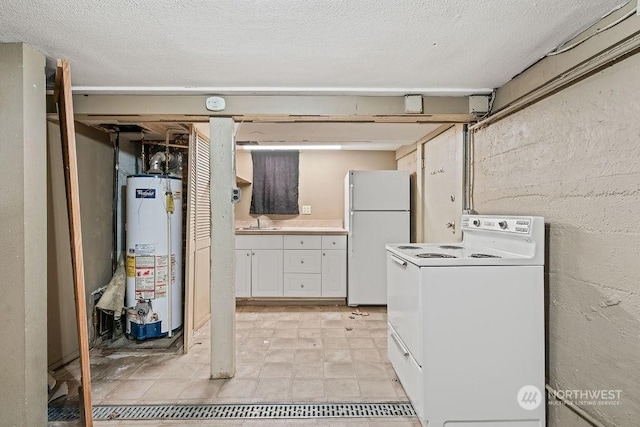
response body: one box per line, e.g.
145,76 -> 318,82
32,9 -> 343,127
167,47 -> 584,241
49,402 -> 416,421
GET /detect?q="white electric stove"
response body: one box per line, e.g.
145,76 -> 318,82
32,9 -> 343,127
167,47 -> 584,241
386,215 -> 546,427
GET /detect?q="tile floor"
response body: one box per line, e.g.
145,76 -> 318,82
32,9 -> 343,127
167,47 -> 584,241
51,305 -> 419,426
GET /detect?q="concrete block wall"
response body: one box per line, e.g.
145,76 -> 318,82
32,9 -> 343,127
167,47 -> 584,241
472,53 -> 640,426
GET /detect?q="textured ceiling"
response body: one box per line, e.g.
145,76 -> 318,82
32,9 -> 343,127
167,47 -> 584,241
0,0 -> 625,95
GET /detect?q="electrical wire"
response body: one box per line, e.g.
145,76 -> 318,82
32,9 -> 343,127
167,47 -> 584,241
546,2 -> 636,57
234,119 -> 244,139
477,90 -> 497,121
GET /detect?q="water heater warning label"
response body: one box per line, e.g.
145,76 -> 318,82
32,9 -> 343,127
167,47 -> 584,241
135,244 -> 155,256
126,256 -> 135,278
155,255 -> 168,297
134,244 -> 156,299
131,244 -> 174,300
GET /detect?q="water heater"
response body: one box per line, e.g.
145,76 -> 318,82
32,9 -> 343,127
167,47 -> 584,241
125,174 -> 183,339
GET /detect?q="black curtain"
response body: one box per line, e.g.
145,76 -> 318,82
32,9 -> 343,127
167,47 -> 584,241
250,151 -> 299,215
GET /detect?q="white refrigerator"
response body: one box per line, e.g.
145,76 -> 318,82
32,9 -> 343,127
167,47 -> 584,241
344,170 -> 410,305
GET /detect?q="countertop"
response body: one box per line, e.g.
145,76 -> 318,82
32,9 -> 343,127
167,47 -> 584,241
235,227 -> 348,236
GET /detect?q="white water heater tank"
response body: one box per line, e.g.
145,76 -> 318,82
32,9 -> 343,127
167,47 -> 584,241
125,174 -> 183,334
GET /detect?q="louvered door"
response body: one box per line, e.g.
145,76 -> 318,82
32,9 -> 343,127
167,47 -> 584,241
184,127 -> 212,352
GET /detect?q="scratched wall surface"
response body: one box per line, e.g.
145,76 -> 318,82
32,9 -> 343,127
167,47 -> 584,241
472,53 -> 640,426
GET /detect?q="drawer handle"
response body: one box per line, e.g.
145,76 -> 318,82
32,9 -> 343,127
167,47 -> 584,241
332,241 -> 336,245
390,255 -> 407,267
323,253 -> 325,256
301,284 -> 305,288
300,241 -> 304,244
300,260 -> 304,264
391,332 -> 410,357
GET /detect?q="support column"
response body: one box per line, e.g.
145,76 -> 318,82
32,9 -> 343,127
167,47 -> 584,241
209,118 -> 236,378
0,43 -> 47,425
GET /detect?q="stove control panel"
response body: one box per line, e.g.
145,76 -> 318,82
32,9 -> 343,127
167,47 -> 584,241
461,216 -> 531,234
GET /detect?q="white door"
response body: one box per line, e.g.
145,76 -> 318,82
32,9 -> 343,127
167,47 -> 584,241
422,125 -> 463,243
184,128 -> 212,352
350,170 -> 410,211
251,249 -> 283,296
235,249 -> 251,297
348,210 -> 410,305
321,250 -> 347,297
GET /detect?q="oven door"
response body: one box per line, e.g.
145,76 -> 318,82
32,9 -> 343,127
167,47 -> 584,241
386,251 -> 423,366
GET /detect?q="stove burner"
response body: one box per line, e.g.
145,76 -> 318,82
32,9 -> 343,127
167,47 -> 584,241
469,253 -> 501,258
416,253 -> 458,258
397,245 -> 422,250
439,245 -> 463,250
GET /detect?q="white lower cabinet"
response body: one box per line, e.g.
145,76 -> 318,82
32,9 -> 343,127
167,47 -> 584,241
236,248 -> 283,297
251,250 -> 284,296
321,250 -> 347,297
236,234 -> 346,298
235,249 -> 252,297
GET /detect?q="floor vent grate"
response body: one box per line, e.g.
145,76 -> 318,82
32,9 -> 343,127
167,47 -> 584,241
49,402 -> 416,421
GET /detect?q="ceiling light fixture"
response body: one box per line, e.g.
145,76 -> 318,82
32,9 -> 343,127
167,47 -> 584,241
237,144 -> 342,151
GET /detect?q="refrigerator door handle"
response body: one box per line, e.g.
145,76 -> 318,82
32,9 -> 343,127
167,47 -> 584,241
349,211 -> 354,257
349,182 -> 354,213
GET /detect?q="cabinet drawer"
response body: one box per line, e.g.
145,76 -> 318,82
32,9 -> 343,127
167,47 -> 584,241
284,235 -> 321,250
322,235 -> 346,250
236,235 -> 283,250
284,274 -> 321,297
284,250 -> 321,273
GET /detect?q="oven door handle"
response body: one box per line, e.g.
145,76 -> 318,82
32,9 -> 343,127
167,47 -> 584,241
390,255 -> 407,267
391,332 -> 410,357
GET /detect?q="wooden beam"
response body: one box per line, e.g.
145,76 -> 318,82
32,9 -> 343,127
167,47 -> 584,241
395,143 -> 417,161
492,1 -> 640,113
63,113 -> 475,125
45,93 -> 475,124
55,59 -> 93,427
236,114 -> 474,123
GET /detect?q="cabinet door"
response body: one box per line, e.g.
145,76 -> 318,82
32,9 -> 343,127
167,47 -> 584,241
321,250 -> 347,297
235,249 -> 252,297
251,249 -> 284,296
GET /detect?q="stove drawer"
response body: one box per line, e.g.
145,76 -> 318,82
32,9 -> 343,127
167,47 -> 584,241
388,323 -> 424,423
386,252 -> 423,366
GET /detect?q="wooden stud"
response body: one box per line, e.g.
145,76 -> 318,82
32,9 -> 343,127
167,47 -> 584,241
55,59 -> 93,426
